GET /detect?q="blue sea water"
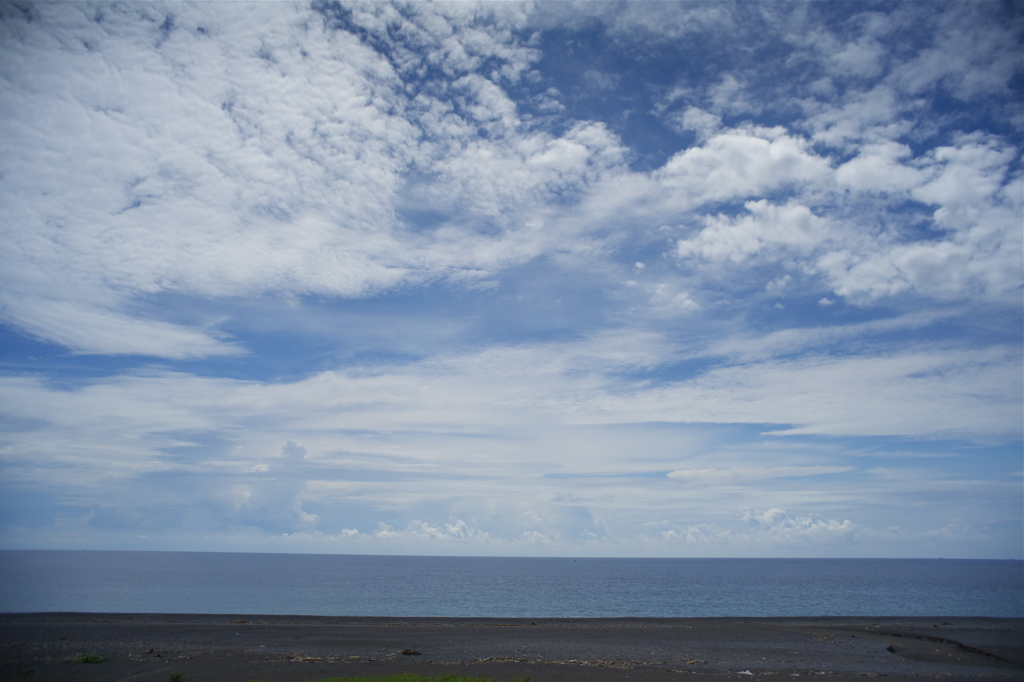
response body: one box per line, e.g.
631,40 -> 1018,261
0,551 -> 1020,618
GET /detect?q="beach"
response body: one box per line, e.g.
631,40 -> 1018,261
2,614 -> 1022,681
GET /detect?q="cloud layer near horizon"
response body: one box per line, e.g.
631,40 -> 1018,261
1,1 -> 1021,558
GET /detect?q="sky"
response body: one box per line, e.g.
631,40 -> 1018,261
0,1 -> 1021,559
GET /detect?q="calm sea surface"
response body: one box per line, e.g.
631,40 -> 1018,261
0,551 -> 1020,618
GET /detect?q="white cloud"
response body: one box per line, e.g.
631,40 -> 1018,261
0,296 -> 240,358
806,85 -> 906,145
835,142 -> 927,193
667,466 -> 854,484
765,274 -> 791,296
632,280 -> 701,317
596,1 -> 734,43
707,74 -> 758,115
819,136 -> 1021,304
788,14 -> 889,81
581,345 -> 1022,439
277,440 -> 307,460
658,128 -> 830,203
453,73 -> 518,128
924,518 -> 987,540
740,508 -> 857,543
659,524 -> 729,544
911,135 -> 1015,230
0,1 -> 583,357
648,507 -> 860,551
1,2 -> 1017,362
0,1 -> 1019,559
889,6 -> 1022,101
829,38 -> 885,79
0,2 -> 422,354
1,333 -> 1017,508
677,200 -> 828,263
665,127 -> 1018,305
373,519 -> 492,544
421,121 -> 628,231
705,310 -> 954,363
669,106 -> 722,141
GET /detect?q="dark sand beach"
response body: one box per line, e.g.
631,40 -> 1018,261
2,614 -> 1022,681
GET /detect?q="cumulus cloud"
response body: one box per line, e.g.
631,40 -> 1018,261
707,74 -> 759,115
911,135 -> 1015,230
819,136 -> 1021,304
647,508 -> 859,551
889,5 -> 1022,101
1,0 -> 1018,361
657,127 -> 830,203
741,508 -> 857,543
669,106 -> 722,141
677,200 -> 828,263
659,524 -> 730,544
835,142 -> 927,193
0,1 -> 1019,558
806,85 -> 906,145
925,518 -> 987,540
373,519 -> 492,544
667,128 -> 1019,305
277,440 -> 307,460
829,38 -> 885,79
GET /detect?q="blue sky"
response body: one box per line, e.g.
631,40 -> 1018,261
1,1 -> 1021,558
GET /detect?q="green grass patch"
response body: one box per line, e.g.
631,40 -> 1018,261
75,654 -> 106,664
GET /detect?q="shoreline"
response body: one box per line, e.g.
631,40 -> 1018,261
3,613 -> 1022,681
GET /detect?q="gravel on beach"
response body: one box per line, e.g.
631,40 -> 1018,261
2,613 -> 1022,682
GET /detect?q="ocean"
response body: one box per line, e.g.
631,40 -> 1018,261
0,551 -> 1020,618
